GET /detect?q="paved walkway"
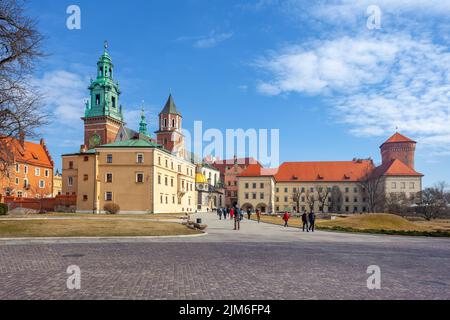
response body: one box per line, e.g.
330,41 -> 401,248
0,213 -> 449,299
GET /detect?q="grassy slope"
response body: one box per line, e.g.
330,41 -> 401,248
0,219 -> 201,238
254,214 -> 450,237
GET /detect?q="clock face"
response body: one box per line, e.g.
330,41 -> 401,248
89,134 -> 101,148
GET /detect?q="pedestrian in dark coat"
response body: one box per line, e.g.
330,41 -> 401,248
217,208 -> 223,220
247,208 -> 252,220
301,211 -> 309,232
309,211 -> 316,232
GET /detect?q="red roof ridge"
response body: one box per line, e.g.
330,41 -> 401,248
381,132 -> 416,147
375,159 -> 423,177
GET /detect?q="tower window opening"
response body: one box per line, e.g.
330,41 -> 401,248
112,96 -> 116,108
172,119 -> 175,127
164,118 -> 167,127
96,94 -> 100,105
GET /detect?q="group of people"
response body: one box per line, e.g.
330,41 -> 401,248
282,211 -> 316,232
216,205 -> 262,231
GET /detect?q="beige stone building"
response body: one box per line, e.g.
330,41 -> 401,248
53,170 -> 62,197
238,133 -> 423,214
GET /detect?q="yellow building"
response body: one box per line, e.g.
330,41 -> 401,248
53,170 -> 62,197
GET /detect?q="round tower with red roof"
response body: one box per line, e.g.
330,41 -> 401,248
380,132 -> 416,169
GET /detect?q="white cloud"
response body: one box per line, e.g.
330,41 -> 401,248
255,33 -> 450,153
178,31 -> 233,49
193,32 -> 233,48
32,70 -> 88,127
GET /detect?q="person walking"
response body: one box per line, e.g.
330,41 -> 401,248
256,208 -> 261,223
309,210 -> 316,232
283,211 -> 290,227
217,207 -> 223,220
247,208 -> 252,220
233,204 -> 240,230
301,211 -> 309,232
230,207 -> 235,220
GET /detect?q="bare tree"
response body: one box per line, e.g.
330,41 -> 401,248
305,189 -> 316,213
292,189 -> 301,214
329,186 -> 343,213
358,167 -> 384,213
418,182 -> 449,221
384,192 -> 410,215
316,185 -> 330,213
0,0 -> 47,175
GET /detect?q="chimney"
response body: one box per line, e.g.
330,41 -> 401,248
19,131 -> 25,147
40,138 -> 45,146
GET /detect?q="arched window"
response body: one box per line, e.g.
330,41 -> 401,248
172,119 -> 176,127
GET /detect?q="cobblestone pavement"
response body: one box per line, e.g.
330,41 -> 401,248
0,213 -> 449,300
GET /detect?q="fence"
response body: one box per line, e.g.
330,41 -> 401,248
3,195 -> 77,212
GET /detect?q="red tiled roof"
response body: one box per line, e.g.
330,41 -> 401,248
381,132 -> 416,146
238,163 -> 276,177
239,160 -> 376,182
0,137 -> 53,168
374,159 -> 423,177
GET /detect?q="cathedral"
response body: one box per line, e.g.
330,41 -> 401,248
62,44 -> 202,213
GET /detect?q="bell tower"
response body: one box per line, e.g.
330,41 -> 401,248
155,94 -> 185,158
82,42 -> 124,149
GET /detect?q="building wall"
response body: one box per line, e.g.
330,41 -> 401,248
62,148 -> 196,214
1,162 -> 53,199
53,174 -> 62,197
238,176 -> 275,213
83,117 -> 123,148
383,176 -> 422,200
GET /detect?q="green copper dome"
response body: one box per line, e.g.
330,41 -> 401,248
84,42 -> 124,122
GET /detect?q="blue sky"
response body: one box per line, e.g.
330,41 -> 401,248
26,0 -> 450,187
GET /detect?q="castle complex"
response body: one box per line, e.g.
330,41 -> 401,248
59,44 -> 423,214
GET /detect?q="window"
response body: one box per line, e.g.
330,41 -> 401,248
105,192 -> 113,201
171,178 -> 174,187
160,194 -> 163,203
284,188 -> 288,193
69,161 -> 74,169
276,188 -> 279,193
178,165 -> 181,172
23,178 -> 28,188
107,154 -> 113,163
15,178 -> 19,185
260,193 -> 264,200
391,182 -> 397,189
345,197 -> 349,203
35,168 -> 40,176
260,183 -> 264,189
276,197 -> 279,202
345,187 -> 349,193
245,193 -> 249,199
24,165 -> 28,174
354,187 -> 358,193
165,176 -> 168,186
252,193 -> 257,200
84,156 -> 89,162
284,196 -> 288,202
15,163 -> 20,173
410,182 -> 415,189
106,173 -> 113,183
68,177 -> 73,186
245,183 -> 249,189
95,94 -> 100,105
17,191 -> 23,198
45,169 -> 49,177
136,173 -> 144,183
158,157 -> 161,165
112,96 -> 116,108
137,153 -> 144,164
158,175 -> 161,184
354,197 -> 358,203
401,182 -> 406,189
252,183 -> 257,189
83,195 -> 88,202
83,174 -> 88,181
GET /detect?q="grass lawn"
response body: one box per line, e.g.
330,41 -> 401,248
253,214 -> 450,237
0,219 -> 201,238
24,212 -> 188,220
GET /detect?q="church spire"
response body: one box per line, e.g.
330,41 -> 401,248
139,101 -> 148,136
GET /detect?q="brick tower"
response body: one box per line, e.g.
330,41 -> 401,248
380,132 -> 417,169
155,94 -> 185,158
82,42 -> 124,149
